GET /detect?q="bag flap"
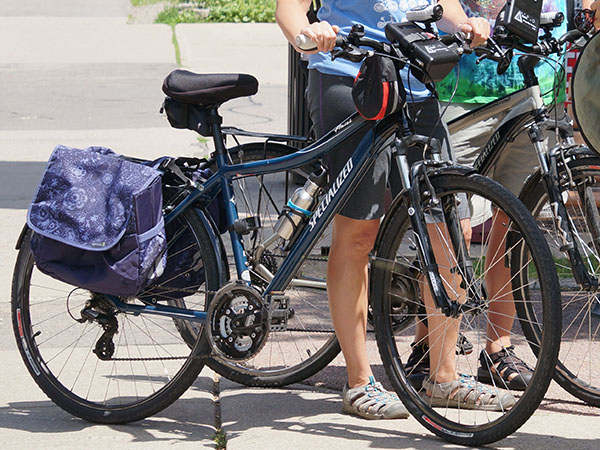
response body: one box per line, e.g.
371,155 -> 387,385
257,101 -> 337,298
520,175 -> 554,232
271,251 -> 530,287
27,145 -> 161,251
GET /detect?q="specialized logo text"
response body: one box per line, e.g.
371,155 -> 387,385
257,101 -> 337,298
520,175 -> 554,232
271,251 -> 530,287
308,158 -> 354,231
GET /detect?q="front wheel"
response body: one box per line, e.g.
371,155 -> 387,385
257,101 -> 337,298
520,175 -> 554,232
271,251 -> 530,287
371,173 -> 561,446
520,154 -> 600,406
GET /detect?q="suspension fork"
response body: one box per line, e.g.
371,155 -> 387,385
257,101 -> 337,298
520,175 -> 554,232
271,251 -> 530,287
392,136 -> 458,317
530,123 -> 598,290
441,192 -> 486,306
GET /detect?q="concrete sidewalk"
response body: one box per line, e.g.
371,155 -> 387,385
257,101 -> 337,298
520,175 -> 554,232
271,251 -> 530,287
0,1 -> 598,449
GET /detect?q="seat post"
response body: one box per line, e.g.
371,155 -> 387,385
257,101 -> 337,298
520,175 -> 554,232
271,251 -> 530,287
207,107 -> 226,155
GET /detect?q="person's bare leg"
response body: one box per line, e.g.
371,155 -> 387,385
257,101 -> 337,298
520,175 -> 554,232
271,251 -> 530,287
484,209 -> 516,354
327,214 -> 380,388
422,222 -> 469,383
414,220 -> 471,346
480,209 -> 535,387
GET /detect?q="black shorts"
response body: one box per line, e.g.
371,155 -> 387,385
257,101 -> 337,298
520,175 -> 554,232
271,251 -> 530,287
307,69 -> 457,220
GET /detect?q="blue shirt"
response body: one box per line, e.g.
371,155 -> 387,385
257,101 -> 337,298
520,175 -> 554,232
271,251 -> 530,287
309,0 -> 433,102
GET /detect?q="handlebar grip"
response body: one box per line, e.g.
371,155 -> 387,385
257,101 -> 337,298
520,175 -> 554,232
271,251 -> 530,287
440,31 -> 472,48
558,28 -> 584,45
540,11 -> 565,26
295,34 -> 346,51
456,31 -> 472,44
295,34 -> 317,51
405,4 -> 443,23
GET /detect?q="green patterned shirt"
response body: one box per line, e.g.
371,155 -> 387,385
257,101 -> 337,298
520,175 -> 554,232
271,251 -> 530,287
437,0 -> 567,104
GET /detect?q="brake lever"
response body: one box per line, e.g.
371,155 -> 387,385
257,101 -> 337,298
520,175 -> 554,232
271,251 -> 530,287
474,37 -> 513,75
440,31 -> 473,55
331,45 -> 370,63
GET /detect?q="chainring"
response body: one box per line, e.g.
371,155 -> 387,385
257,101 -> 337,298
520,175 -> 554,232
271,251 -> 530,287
206,281 -> 270,361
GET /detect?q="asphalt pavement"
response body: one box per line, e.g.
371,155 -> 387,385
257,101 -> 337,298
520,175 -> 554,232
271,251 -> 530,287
0,1 -> 598,449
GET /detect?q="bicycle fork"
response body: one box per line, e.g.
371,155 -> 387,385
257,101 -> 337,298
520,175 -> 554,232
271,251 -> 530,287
392,135 -> 467,317
530,123 -> 599,291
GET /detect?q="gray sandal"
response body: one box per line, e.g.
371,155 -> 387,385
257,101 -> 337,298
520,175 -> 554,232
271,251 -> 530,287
422,374 -> 516,411
342,376 -> 410,419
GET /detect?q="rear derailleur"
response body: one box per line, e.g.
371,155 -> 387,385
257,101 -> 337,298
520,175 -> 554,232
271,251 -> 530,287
77,295 -> 119,361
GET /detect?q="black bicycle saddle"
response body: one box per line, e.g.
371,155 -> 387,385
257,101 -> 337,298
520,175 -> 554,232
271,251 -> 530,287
162,70 -> 259,106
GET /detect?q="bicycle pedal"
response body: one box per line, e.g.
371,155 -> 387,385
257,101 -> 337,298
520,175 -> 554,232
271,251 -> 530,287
269,294 -> 292,331
456,332 -> 473,355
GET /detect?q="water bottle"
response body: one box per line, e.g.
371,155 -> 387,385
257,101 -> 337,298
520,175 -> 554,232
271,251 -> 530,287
273,169 -> 326,240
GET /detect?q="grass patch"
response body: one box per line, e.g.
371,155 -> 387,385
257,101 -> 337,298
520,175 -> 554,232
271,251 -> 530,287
131,0 -> 165,6
155,0 -> 276,24
472,256 -> 575,279
170,24 -> 181,65
156,4 -> 204,25
202,0 -> 276,23
214,428 -> 226,449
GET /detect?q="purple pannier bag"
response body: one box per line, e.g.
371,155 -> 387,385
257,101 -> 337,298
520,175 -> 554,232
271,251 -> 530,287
27,145 -> 167,296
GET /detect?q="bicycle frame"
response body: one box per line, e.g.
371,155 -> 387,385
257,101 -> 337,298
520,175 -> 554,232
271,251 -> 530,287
184,110 -> 398,294
104,109 -> 396,323
105,101 -> 467,322
448,70 -> 599,289
448,85 -> 546,177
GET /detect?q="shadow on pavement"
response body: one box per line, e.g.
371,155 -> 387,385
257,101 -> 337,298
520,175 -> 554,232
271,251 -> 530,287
220,389 -> 441,449
220,388 -> 599,449
0,380 -> 216,444
0,161 -> 46,210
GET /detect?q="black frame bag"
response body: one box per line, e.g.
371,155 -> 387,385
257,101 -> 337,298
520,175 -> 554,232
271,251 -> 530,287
352,55 -> 404,121
161,97 -> 212,137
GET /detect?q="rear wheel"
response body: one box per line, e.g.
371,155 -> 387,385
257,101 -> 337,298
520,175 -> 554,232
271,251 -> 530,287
520,154 -> 600,406
11,209 -> 219,423
205,143 -> 341,387
372,173 -> 561,445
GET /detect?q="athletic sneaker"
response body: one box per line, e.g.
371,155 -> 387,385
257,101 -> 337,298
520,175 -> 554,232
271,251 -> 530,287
342,376 -> 409,419
404,341 -> 430,390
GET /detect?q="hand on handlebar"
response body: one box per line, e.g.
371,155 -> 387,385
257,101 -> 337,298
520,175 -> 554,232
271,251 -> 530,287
455,16 -> 490,47
296,21 -> 340,53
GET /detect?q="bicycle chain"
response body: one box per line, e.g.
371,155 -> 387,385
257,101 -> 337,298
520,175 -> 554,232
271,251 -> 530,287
285,327 -> 374,333
284,327 -> 333,333
107,355 -> 201,361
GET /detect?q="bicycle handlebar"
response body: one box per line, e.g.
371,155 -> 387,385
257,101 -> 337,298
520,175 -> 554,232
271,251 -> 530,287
472,18 -> 588,73
296,33 -> 387,53
296,6 -> 587,77
405,4 -> 443,23
540,11 -> 565,26
296,26 -> 470,65
295,4 -> 461,56
557,29 -> 585,46
295,34 -> 346,52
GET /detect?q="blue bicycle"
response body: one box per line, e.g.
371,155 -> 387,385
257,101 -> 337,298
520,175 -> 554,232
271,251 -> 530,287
12,9 -> 561,445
